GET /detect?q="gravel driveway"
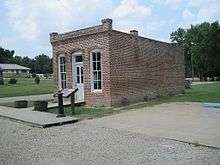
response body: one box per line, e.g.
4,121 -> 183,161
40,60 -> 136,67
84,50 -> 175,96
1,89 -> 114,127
0,118 -> 220,165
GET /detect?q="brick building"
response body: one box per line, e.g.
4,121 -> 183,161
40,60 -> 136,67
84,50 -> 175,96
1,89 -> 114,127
50,18 -> 185,106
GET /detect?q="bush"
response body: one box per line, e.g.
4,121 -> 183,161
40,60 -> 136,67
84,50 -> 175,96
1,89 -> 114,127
8,78 -> 17,84
185,80 -> 191,89
121,98 -> 129,106
35,76 -> 40,84
32,73 -> 36,78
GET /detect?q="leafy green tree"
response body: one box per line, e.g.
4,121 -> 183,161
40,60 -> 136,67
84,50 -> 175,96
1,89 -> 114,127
170,28 -> 192,77
0,47 -> 15,63
33,54 -> 52,74
171,21 -> 220,81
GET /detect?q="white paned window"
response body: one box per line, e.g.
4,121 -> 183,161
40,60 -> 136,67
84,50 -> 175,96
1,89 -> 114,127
91,51 -> 102,91
59,56 -> 66,89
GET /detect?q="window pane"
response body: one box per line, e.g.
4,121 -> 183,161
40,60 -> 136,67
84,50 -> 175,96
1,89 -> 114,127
93,71 -> 97,80
92,53 -> 96,61
61,81 -> 64,88
97,52 -> 101,61
97,62 -> 101,70
98,71 -> 101,80
75,55 -> 83,62
94,81 -> 97,89
77,76 -> 80,83
61,73 -> 64,80
97,81 -> 101,89
76,67 -> 79,75
93,62 -> 96,70
60,57 -> 65,64
81,67 -> 83,75
81,75 -> 83,83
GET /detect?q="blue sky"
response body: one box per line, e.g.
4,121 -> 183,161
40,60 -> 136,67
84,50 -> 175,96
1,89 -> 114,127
0,0 -> 220,58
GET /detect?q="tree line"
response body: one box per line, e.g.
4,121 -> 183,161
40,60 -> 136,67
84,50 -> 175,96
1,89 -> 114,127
0,47 -> 52,74
170,21 -> 220,81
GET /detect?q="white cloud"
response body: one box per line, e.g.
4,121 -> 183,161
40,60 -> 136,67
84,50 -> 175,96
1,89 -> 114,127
151,0 -> 182,9
187,0 -> 219,7
196,3 -> 220,22
182,9 -> 195,21
165,0 -> 182,9
4,0 -> 112,41
111,0 -> 152,35
112,0 -> 151,20
5,0 -> 40,40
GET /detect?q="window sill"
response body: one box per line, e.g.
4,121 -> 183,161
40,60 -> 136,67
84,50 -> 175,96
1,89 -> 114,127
92,89 -> 102,94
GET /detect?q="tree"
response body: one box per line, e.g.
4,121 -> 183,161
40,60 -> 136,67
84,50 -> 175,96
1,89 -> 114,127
170,28 -> 192,77
170,21 -> 220,81
33,54 -> 52,74
0,47 -> 15,63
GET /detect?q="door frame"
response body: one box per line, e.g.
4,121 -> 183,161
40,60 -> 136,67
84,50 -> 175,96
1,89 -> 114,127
72,52 -> 84,102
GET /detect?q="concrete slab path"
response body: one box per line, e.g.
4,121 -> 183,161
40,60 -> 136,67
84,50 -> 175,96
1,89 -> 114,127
0,94 -> 54,103
84,102 -> 220,148
0,105 -> 78,128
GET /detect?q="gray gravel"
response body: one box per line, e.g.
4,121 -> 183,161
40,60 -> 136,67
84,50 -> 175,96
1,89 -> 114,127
0,118 -> 220,165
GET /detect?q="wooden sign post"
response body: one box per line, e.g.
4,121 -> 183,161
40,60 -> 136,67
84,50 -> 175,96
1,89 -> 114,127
55,88 -> 78,117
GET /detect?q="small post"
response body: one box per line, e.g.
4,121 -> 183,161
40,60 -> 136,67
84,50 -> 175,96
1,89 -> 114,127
56,90 -> 66,117
71,93 -> 75,115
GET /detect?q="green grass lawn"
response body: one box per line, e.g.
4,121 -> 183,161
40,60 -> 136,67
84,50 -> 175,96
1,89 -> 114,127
0,78 -> 54,98
120,82 -> 220,110
47,83 -> 220,119
1,82 -> 219,120
47,106 -> 120,120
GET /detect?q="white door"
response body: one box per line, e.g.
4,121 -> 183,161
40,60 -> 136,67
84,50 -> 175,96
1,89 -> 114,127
73,55 -> 84,102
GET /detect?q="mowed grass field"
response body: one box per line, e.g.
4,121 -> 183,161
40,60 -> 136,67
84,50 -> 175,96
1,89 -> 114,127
0,78 -> 54,98
48,83 -> 220,119
0,82 -> 219,120
120,82 -> 220,110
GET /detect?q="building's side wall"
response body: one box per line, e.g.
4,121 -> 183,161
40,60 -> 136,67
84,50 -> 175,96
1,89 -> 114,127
110,31 -> 185,106
52,32 -> 112,106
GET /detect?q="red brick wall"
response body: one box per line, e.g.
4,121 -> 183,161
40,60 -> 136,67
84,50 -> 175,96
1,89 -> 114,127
109,30 -> 185,106
51,32 -> 112,106
51,19 -> 185,107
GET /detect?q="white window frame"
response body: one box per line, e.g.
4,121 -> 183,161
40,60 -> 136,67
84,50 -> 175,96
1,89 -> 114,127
90,49 -> 102,93
58,55 -> 66,89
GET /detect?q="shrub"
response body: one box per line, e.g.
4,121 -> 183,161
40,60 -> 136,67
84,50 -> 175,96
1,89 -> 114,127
32,73 -> 36,78
8,78 -> 17,84
185,80 -> 191,89
121,98 -> 129,106
35,76 -> 40,84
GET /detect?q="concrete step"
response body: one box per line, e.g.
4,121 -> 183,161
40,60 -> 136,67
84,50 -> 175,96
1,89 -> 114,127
0,106 -> 78,128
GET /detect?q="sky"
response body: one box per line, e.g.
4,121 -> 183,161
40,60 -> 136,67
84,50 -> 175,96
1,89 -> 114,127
0,0 -> 220,58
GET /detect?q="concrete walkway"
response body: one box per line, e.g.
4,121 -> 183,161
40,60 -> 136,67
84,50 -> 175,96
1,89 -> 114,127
85,102 -> 220,148
0,105 -> 78,128
0,94 -> 54,103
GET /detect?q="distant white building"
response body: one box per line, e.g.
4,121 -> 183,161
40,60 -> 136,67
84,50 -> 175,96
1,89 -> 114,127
0,63 -> 30,77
